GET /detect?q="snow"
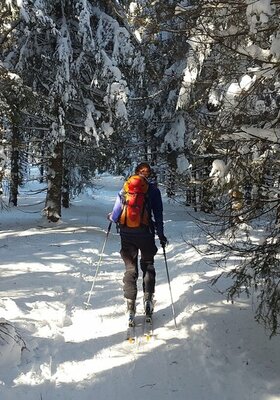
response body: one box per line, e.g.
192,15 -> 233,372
163,114 -> 185,150
222,125 -> 280,143
238,43 -> 271,61
0,146 -> 7,170
101,121 -> 114,138
209,159 -> 226,178
239,74 -> 255,91
177,35 -> 211,110
84,99 -> 99,144
246,0 -> 273,33
270,33 -> 280,60
1,173 -> 280,399
129,2 -> 138,15
78,4 -> 95,52
176,154 -> 190,175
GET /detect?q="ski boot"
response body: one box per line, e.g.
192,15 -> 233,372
143,293 -> 154,321
127,299 -> 136,327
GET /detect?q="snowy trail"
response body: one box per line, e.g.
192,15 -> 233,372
1,175 -> 280,400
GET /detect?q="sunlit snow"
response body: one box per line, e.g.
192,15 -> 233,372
0,173 -> 280,399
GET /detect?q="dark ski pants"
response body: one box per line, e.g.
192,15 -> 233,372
120,232 -> 158,301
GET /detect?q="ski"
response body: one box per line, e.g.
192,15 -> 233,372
143,314 -> 153,341
125,300 -> 155,343
125,315 -> 154,343
126,316 -> 136,343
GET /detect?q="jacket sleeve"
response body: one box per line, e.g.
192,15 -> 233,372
149,186 -> 164,237
110,192 -> 123,223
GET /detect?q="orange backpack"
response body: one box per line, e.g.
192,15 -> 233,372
119,175 -> 150,228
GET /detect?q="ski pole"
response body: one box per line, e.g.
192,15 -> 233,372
84,221 -> 112,309
162,245 -> 177,329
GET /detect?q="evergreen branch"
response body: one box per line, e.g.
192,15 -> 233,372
0,19 -> 21,46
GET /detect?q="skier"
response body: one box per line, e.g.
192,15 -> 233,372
108,162 -> 167,324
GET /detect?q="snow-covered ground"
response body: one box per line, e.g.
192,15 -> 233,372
1,174 -> 280,400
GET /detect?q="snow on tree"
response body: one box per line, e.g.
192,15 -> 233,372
120,0 -> 192,190
1,0 -> 141,220
2,0 -> 280,334
175,0 -> 280,335
110,0 -> 280,335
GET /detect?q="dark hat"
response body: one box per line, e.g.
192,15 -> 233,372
135,162 -> 151,174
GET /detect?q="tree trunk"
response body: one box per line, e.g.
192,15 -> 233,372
45,142 -> 63,222
166,169 -> 176,198
62,166 -> 70,208
9,125 -> 20,207
39,147 -> 45,183
0,128 -> 5,198
166,151 -> 177,198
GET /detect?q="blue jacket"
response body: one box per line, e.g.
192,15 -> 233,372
111,181 -> 164,237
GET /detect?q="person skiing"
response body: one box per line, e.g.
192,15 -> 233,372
108,162 -> 167,325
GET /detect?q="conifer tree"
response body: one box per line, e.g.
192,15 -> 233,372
1,0 -> 141,220
176,0 -> 280,335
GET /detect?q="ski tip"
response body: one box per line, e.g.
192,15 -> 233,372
144,333 -> 155,342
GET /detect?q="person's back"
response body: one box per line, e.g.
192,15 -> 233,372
108,163 -> 167,327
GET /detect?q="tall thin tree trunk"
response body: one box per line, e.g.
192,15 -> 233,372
166,169 -> 176,198
62,166 -> 70,208
166,151 -> 177,198
0,130 -> 5,202
45,142 -> 63,222
9,125 -> 20,207
39,147 -> 45,184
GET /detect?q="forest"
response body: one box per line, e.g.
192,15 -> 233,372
1,0 -> 280,335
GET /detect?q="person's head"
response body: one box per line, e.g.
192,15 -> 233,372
135,162 -> 151,178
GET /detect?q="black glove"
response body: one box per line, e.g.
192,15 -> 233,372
159,235 -> 168,248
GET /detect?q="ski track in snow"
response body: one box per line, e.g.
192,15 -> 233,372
0,174 -> 280,400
